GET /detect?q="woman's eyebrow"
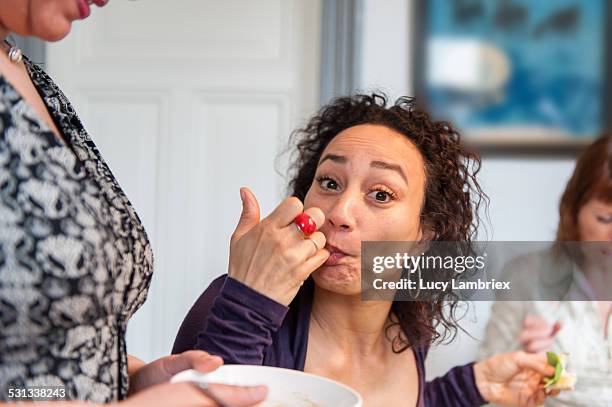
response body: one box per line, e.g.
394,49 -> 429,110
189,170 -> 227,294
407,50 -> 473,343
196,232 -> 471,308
319,153 -> 347,165
318,154 -> 409,185
370,160 -> 408,184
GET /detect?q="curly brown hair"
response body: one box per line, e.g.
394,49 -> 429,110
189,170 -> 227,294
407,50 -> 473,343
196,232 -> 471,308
287,93 -> 487,350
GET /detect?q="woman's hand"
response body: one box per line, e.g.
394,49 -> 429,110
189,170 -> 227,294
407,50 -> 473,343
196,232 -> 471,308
474,351 -> 558,407
121,382 -> 267,407
228,187 -> 330,306
129,351 -> 223,394
518,315 -> 562,353
126,350 -> 267,406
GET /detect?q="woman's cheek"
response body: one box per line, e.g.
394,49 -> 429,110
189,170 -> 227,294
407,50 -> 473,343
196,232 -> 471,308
369,212 -> 421,241
303,188 -> 322,211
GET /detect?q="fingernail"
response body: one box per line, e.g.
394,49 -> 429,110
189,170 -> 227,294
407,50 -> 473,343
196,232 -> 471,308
240,188 -> 246,203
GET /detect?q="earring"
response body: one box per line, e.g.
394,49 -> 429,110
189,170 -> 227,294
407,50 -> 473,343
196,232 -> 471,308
8,45 -> 23,63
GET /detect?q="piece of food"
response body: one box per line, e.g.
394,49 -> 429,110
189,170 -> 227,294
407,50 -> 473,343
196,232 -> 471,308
543,352 -> 576,391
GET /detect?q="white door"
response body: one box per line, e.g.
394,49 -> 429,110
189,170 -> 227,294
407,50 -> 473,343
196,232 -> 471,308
46,0 -> 321,361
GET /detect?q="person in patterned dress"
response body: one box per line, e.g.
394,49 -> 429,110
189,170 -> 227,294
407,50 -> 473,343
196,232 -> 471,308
0,1 -> 267,406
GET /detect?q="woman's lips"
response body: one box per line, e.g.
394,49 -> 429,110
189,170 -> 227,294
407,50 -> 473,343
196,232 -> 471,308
77,0 -> 91,19
323,244 -> 350,266
77,0 -> 109,19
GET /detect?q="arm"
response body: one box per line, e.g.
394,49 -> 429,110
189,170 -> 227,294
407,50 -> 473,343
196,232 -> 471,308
173,275 -> 288,365
479,253 -> 539,360
172,189 -> 328,364
424,363 -> 487,407
425,351 -> 555,407
478,300 -> 526,360
128,355 -> 146,377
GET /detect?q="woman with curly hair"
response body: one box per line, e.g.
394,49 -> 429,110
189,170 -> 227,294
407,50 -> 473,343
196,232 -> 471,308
174,93 -> 556,406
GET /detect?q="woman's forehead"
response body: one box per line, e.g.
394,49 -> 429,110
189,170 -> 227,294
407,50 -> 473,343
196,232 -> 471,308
320,124 -> 425,173
585,198 -> 612,211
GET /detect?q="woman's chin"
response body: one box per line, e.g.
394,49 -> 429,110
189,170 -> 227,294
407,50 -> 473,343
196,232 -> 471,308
34,19 -> 73,42
312,265 -> 361,295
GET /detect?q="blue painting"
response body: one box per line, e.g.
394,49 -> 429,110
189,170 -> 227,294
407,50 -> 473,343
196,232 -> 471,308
425,0 -> 604,139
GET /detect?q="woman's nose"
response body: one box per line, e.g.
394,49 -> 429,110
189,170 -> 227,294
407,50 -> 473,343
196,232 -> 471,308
325,191 -> 357,231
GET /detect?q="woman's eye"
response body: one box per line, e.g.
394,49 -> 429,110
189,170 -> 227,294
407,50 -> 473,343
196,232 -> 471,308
368,190 -> 393,203
596,215 -> 612,224
318,177 -> 338,190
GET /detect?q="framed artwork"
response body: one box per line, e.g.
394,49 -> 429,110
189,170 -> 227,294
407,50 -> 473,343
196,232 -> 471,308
412,0 -> 612,154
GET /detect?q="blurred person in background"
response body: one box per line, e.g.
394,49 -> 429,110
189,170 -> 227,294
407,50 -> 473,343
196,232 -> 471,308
479,134 -> 612,406
0,1 -> 268,406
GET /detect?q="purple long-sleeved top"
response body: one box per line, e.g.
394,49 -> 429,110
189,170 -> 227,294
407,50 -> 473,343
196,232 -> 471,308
172,276 -> 487,407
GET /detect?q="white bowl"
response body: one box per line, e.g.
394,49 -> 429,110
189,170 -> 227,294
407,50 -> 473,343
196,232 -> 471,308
171,365 -> 363,407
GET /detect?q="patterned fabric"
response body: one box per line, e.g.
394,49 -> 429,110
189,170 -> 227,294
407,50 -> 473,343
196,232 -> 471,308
0,58 -> 153,402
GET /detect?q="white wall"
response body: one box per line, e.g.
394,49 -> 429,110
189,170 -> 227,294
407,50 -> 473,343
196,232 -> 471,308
46,0 -> 321,362
360,0 -> 577,379
360,0 -> 410,98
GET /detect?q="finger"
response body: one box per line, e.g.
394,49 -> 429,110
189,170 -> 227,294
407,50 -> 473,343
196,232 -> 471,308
515,352 -> 555,377
524,337 -> 555,354
134,382 -> 215,406
517,326 -> 556,344
231,188 -> 261,244
208,383 -> 268,407
161,350 -> 223,377
523,314 -> 550,327
285,210 -> 324,245
162,351 -> 223,376
299,231 -> 326,258
267,196 -> 304,228
278,231 -> 326,270
528,389 -> 547,407
550,321 -> 562,337
302,207 -> 325,231
294,248 -> 330,280
190,353 -> 224,373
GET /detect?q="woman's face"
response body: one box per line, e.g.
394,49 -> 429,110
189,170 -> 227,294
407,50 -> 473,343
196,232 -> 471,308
0,0 -> 108,42
578,198 -> 612,241
303,124 -> 427,295
577,198 -> 612,269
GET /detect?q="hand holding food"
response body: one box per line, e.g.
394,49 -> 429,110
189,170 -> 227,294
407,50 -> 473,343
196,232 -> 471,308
227,188 -> 330,306
543,352 -> 576,392
474,351 -> 555,407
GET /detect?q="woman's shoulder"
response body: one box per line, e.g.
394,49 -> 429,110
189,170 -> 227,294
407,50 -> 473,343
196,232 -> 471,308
206,274 -> 229,294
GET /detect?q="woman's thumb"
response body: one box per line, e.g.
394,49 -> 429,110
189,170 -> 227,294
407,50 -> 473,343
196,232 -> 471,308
231,187 -> 261,243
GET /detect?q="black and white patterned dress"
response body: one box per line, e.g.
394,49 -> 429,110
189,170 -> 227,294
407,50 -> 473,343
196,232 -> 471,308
0,58 -> 154,402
